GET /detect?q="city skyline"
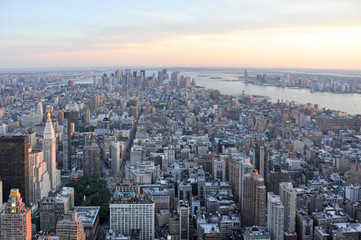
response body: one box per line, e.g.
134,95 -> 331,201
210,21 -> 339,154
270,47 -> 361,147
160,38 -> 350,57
1,0 -> 361,69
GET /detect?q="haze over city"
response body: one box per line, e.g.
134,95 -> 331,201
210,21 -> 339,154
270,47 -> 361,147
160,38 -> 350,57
1,0 -> 361,69
1,1 -> 361,240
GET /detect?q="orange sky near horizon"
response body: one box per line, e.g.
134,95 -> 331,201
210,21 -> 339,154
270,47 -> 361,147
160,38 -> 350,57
1,1 -> 361,70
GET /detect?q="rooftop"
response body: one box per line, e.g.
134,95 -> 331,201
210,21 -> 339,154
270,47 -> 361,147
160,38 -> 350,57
74,206 -> 100,226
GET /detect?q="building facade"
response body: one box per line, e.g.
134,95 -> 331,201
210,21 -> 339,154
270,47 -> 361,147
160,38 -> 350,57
242,170 -> 266,227
110,197 -> 155,240
82,142 -> 101,177
0,189 -> 32,240
0,135 -> 30,205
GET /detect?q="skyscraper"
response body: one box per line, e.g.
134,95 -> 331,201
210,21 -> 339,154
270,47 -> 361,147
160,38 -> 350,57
43,112 -> 61,189
179,200 -> 190,240
0,181 -> 3,210
0,189 -> 32,240
63,112 -> 71,171
279,182 -> 296,233
238,156 -> 252,207
82,141 -> 101,177
93,75 -> 98,88
111,141 -> 121,175
245,69 -> 249,83
0,135 -> 30,205
252,140 -> 268,179
267,192 -> 284,240
89,95 -> 100,112
242,170 -> 266,227
37,102 -> 43,122
28,150 -> 51,204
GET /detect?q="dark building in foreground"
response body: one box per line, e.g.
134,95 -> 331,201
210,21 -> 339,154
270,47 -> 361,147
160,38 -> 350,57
0,135 -> 30,205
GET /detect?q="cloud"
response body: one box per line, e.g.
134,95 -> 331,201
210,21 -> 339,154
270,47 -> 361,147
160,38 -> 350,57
0,0 -> 360,68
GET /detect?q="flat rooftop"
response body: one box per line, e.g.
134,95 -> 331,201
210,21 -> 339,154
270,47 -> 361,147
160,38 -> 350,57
74,206 -> 100,226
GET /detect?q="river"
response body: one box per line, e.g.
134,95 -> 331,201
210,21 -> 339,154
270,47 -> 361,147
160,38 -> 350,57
72,68 -> 361,115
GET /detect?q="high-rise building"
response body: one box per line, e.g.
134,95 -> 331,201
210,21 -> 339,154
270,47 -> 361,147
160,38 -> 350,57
110,196 -> 155,240
238,156 -> 252,207
89,95 -> 100,112
85,108 -> 91,125
267,192 -> 285,240
37,102 -> 43,122
56,210 -> 85,240
63,112 -> 72,171
28,150 -> 51,204
266,164 -> 290,195
40,187 -> 74,233
0,189 -> 32,240
212,158 -> 226,181
0,181 -> 2,210
252,140 -> 268,179
111,141 -> 121,175
115,68 -> 122,82
67,80 -> 74,89
93,75 -> 98,88
245,69 -> 249,83
82,142 -> 101,177
242,170 -> 266,227
279,182 -> 296,233
296,210 -> 313,240
0,135 -> 30,205
43,112 -> 61,189
179,200 -> 189,240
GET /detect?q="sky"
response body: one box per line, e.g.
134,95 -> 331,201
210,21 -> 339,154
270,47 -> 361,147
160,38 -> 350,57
1,0 -> 361,69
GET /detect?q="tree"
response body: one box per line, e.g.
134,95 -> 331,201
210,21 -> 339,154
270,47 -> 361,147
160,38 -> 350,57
66,176 -> 110,224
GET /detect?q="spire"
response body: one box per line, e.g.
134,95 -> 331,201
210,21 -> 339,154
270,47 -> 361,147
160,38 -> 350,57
44,111 -> 55,139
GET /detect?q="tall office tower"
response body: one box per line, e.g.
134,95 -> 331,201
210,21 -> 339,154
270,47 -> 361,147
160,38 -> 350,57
110,196 -> 155,240
63,112 -> 71,171
85,108 -> 91,125
140,70 -> 145,80
267,192 -> 284,240
0,181 -> 2,210
37,102 -> 43,122
43,112 -> 60,189
245,69 -> 249,83
0,189 -> 32,240
115,68 -> 122,83
238,156 -> 252,207
0,135 -> 29,205
263,74 -> 268,83
179,200 -> 190,240
56,211 -> 85,240
279,182 -> 296,233
252,140 -> 268,179
242,170 -> 266,227
82,142 -> 101,177
89,95 -> 100,112
28,150 -> 51,204
111,141 -> 121,175
93,75 -> 98,88
171,71 -> 180,83
40,187 -> 74,233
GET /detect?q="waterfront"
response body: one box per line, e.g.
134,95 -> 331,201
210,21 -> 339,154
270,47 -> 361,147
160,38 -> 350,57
72,68 -> 361,115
